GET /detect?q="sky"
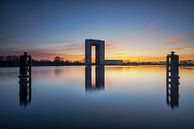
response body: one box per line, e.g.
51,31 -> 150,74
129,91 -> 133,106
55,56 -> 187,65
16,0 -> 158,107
0,0 -> 194,62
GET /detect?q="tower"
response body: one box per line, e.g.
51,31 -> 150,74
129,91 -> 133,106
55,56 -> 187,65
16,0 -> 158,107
85,39 -> 105,65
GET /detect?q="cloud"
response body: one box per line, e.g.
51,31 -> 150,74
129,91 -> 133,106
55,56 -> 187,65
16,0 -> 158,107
105,39 -> 117,50
129,17 -> 164,36
29,43 -> 85,60
164,33 -> 194,44
36,40 -> 83,51
0,41 -> 85,61
174,45 -> 194,51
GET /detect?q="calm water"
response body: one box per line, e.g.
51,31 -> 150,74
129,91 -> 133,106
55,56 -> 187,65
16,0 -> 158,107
0,66 -> 194,129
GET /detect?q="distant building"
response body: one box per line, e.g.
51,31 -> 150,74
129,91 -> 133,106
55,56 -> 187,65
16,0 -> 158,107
180,60 -> 194,65
158,61 -> 166,65
105,60 -> 123,65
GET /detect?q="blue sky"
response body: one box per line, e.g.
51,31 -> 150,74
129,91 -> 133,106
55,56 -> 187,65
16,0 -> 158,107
0,0 -> 194,61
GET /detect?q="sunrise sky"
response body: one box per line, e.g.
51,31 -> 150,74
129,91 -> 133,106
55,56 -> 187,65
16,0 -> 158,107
0,0 -> 194,62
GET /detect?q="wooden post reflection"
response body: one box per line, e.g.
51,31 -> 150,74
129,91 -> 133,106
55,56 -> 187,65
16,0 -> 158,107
166,51 -> 180,109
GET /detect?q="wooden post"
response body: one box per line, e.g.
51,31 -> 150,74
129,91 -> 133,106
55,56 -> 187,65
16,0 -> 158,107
166,51 -> 180,109
18,52 -> 31,107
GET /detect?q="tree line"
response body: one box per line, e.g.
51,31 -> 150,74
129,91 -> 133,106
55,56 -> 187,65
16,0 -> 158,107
0,55 -> 84,67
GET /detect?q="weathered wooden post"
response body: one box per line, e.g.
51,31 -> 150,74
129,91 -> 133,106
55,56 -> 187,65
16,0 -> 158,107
166,51 -> 180,109
18,52 -> 31,107
19,52 -> 31,78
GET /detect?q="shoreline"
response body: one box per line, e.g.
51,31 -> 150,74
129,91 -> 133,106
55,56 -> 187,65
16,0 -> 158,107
0,64 -> 194,68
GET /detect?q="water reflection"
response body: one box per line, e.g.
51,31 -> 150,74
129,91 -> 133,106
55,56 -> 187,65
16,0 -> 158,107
85,66 -> 105,91
1,66 -> 194,129
54,67 -> 64,76
166,75 -> 180,109
19,77 -> 31,107
166,66 -> 180,109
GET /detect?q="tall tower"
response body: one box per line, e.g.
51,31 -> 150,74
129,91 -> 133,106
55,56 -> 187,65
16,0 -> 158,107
85,39 -> 105,65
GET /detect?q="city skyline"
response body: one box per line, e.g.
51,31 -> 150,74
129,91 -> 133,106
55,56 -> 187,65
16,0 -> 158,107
0,0 -> 194,62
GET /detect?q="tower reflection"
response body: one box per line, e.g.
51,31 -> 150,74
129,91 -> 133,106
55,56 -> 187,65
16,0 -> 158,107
166,51 -> 180,109
85,66 -> 105,91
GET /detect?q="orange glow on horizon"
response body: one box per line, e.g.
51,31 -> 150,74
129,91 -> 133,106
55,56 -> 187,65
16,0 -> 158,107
32,54 -> 194,62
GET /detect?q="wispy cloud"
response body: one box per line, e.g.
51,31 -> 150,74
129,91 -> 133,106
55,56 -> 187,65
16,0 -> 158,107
164,33 -> 194,44
30,42 -> 85,60
173,45 -> 194,51
129,17 -> 164,36
0,40 -> 85,61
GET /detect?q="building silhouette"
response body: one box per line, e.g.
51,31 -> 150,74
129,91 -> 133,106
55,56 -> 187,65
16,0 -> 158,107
85,39 -> 105,65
